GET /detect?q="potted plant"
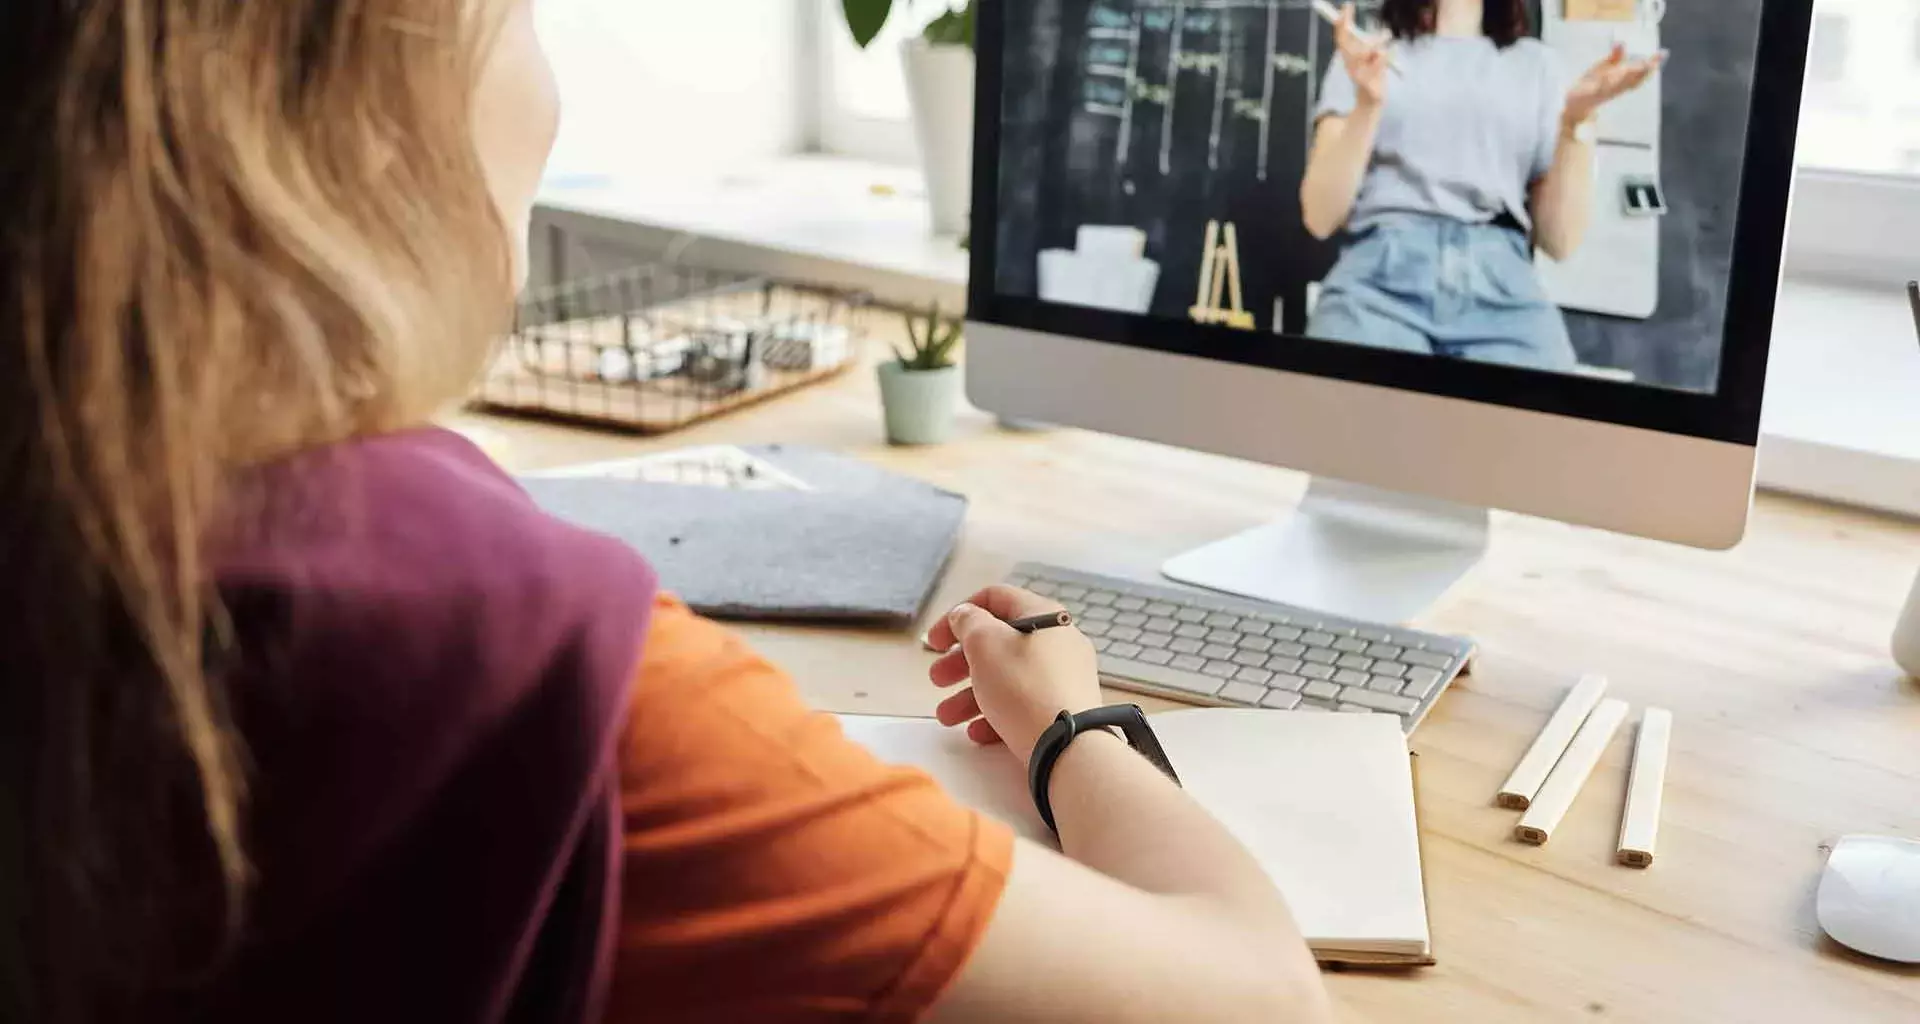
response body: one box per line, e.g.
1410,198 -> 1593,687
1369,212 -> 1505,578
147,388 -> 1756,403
841,1 -> 975,238
879,305 -> 964,445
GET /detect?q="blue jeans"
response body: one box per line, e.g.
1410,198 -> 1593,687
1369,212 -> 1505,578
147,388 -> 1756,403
1305,213 -> 1575,371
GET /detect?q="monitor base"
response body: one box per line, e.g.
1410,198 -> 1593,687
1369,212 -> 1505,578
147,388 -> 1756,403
1161,478 -> 1490,625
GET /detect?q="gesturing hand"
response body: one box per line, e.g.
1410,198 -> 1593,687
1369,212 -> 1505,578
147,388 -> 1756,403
1564,43 -> 1664,129
925,586 -> 1105,764
1333,2 -> 1390,110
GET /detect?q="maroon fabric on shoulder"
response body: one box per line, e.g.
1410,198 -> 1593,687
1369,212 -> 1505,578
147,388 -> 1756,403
202,427 -> 656,1023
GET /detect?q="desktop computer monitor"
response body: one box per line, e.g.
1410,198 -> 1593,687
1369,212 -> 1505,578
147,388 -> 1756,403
965,0 -> 1812,623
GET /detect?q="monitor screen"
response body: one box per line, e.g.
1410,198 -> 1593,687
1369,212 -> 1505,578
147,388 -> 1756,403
978,0 -> 1800,424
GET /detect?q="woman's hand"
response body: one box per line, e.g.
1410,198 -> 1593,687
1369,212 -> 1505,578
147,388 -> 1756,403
1334,3 -> 1390,110
1563,44 -> 1664,129
925,585 -> 1106,763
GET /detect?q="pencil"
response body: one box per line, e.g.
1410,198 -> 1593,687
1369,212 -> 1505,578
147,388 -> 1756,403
1497,674 -> 1609,810
1516,699 -> 1631,846
1617,707 -> 1672,868
1009,611 -> 1075,635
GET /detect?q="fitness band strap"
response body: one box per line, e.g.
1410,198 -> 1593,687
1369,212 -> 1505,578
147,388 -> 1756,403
1027,705 -> 1182,833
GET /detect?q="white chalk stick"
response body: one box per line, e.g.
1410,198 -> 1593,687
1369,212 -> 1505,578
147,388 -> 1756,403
1617,707 -> 1672,867
1516,698 -> 1630,846
1497,675 -> 1610,810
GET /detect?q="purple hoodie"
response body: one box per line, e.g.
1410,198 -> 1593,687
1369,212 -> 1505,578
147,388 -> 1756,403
202,427 -> 656,1022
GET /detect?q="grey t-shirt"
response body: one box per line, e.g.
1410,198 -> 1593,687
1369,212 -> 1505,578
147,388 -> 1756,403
1316,35 -> 1569,232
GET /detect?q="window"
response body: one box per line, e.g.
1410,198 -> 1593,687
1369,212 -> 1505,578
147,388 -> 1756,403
1808,12 -> 1851,84
814,0 -> 946,164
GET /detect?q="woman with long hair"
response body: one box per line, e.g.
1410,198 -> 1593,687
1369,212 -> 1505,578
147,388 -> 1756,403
1300,0 -> 1662,368
0,4 -> 1333,1021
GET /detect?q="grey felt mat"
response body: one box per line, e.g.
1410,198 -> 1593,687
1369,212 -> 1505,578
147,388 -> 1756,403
521,445 -> 966,626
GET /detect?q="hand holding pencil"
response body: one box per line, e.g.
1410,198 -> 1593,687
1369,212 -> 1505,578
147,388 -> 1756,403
926,585 -> 1104,760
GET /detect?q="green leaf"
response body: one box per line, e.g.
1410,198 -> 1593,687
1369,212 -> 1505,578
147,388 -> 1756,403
842,0 -> 894,49
923,1 -> 976,49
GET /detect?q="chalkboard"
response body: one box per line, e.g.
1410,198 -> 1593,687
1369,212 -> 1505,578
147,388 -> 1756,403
991,0 -> 1770,393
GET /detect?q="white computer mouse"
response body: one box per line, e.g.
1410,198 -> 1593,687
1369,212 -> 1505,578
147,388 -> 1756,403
1816,835 -> 1920,963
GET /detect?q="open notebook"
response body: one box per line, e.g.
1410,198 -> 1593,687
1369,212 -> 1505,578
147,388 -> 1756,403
838,709 -> 1434,966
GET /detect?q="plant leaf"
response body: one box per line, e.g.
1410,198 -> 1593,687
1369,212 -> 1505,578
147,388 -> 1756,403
842,0 -> 893,49
923,1 -> 975,49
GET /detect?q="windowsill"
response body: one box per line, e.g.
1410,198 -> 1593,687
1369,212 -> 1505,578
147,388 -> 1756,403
537,156 -> 1920,520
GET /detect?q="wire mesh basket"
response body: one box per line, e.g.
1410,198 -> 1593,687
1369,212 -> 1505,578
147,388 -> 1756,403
472,264 -> 868,434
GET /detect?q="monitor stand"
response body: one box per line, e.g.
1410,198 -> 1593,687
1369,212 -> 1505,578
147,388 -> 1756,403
1160,478 -> 1490,625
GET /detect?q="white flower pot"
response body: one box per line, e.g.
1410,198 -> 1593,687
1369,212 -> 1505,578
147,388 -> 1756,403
1894,569 -> 1920,678
878,361 -> 962,446
901,39 -> 975,238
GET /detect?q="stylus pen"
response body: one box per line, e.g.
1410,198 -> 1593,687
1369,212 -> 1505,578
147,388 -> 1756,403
1009,611 -> 1075,635
1907,281 -> 1919,349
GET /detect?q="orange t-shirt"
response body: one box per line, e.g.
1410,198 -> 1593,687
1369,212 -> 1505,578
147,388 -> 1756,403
605,594 -> 1015,1023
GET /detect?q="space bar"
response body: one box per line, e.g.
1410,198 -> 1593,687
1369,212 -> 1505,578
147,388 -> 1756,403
1101,658 -> 1226,698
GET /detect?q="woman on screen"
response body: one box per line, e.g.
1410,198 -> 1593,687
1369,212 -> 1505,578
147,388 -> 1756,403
1299,0 -> 1662,370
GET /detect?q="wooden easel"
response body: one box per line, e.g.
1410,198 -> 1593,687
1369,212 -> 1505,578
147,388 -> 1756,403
1188,220 -> 1256,331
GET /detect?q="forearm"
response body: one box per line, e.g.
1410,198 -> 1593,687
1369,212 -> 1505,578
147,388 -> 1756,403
1048,732 -> 1306,940
1533,121 -> 1596,260
1300,106 -> 1383,239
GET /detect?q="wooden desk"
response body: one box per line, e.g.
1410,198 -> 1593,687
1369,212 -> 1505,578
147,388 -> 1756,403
460,360 -> 1920,1023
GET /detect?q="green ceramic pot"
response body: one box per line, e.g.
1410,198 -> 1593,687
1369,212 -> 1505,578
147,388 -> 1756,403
878,361 -> 962,446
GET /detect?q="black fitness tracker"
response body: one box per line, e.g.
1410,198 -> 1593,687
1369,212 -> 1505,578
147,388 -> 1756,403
1027,705 -> 1181,833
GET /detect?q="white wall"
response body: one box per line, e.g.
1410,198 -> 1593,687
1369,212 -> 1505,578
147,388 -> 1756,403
537,1 -> 808,180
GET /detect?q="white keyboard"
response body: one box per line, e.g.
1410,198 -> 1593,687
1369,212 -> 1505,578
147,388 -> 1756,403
1008,563 -> 1474,734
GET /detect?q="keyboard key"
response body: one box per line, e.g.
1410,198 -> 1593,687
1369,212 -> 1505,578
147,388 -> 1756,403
1202,661 -> 1237,679
1234,667 -> 1274,686
1341,688 -> 1420,715
1265,656 -> 1304,674
1237,635 -> 1275,653
1006,575 -> 1033,588
1205,629 -> 1238,646
1090,637 -> 1111,652
1367,643 -> 1405,661
1368,674 -> 1406,693
1336,654 -> 1375,672
1297,699 -> 1336,712
1300,664 -> 1336,681
1146,616 -> 1180,634
1107,642 -> 1143,660
1114,612 -> 1149,628
1107,626 -> 1142,642
1171,654 -> 1207,672
1201,643 -> 1236,660
1138,632 -> 1174,649
1356,627 -> 1393,643
1219,681 -> 1266,705
1204,613 -> 1240,629
1404,650 -> 1451,670
1123,658 -> 1224,698
1270,673 -> 1308,692
1401,667 -> 1445,699
1332,669 -> 1371,687
1055,585 -> 1088,601
1238,620 -> 1270,637
1113,596 -> 1147,612
1083,590 -> 1117,606
1269,641 -> 1307,659
1333,637 -> 1370,655
1175,623 -> 1209,639
1176,608 -> 1209,624
1304,649 -> 1339,666
1085,606 -> 1117,622
1027,580 -> 1059,595
1145,602 -> 1179,617
1169,637 -> 1205,655
1081,620 -> 1111,637
1267,625 -> 1304,642
1261,690 -> 1303,710
1373,660 -> 1409,678
1302,680 -> 1341,700
1137,648 -> 1175,666
1231,650 -> 1268,668
1337,703 -> 1376,714
1302,631 -> 1337,647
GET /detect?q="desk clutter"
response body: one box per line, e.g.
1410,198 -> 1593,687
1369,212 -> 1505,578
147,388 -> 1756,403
521,444 -> 964,626
1497,675 -> 1672,867
474,264 -> 866,434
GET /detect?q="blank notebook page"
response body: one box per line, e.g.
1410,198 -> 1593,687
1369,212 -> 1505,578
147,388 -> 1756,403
837,709 -> 1429,958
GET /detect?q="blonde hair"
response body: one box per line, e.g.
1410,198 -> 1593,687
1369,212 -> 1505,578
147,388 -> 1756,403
0,1 -> 512,1015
